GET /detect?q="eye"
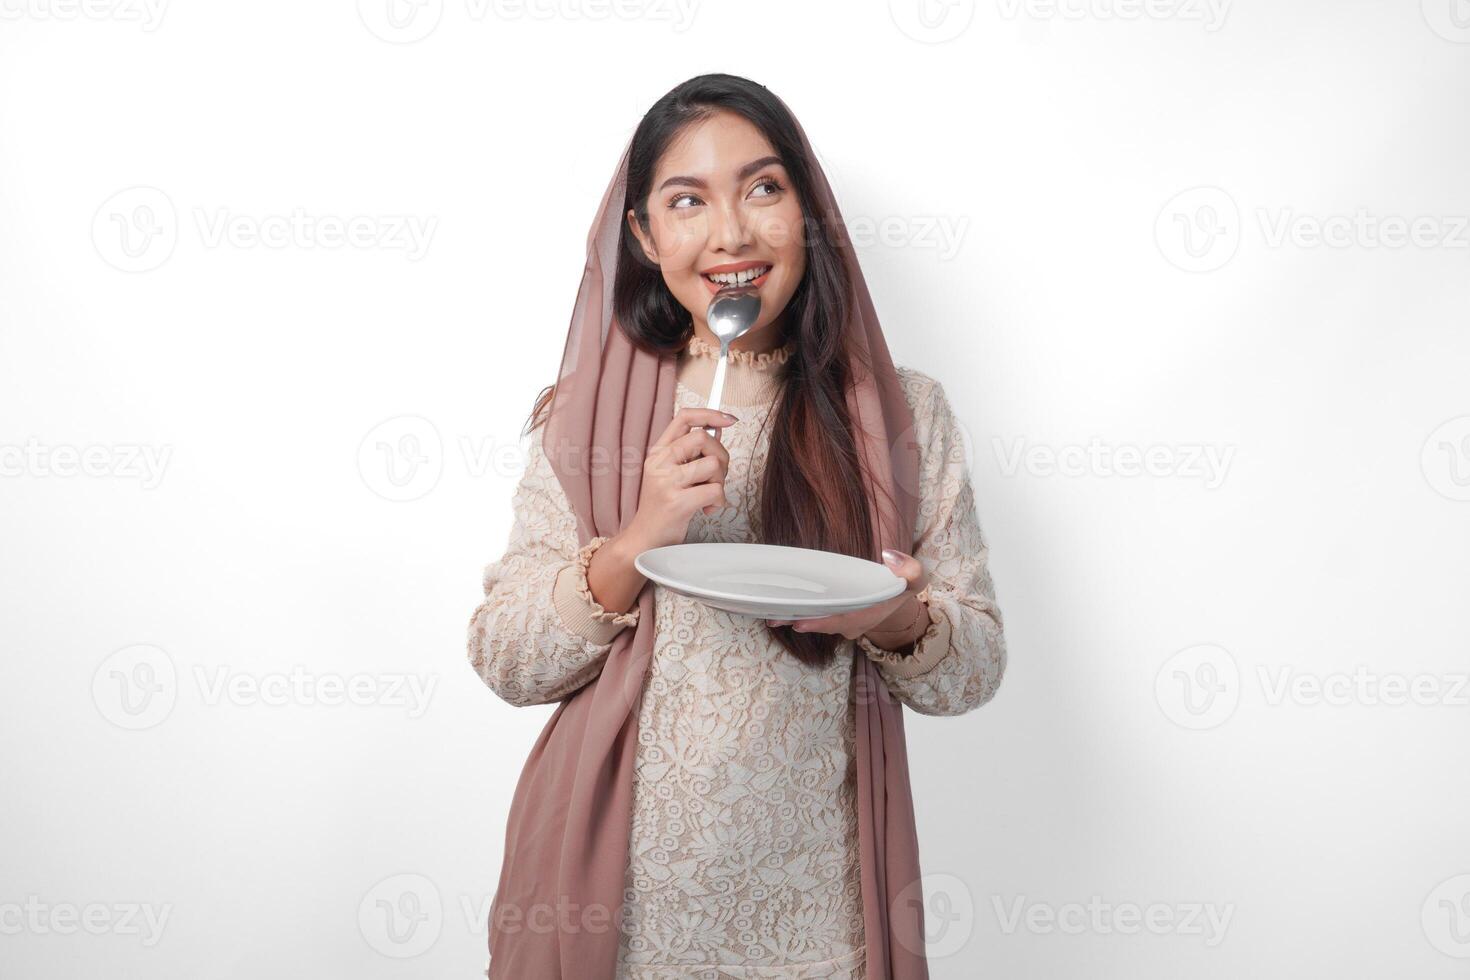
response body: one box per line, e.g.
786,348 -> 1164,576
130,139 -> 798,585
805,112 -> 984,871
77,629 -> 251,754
668,192 -> 703,210
749,177 -> 783,199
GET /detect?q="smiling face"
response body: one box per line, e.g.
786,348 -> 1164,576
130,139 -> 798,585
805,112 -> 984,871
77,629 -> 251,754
626,109 -> 807,349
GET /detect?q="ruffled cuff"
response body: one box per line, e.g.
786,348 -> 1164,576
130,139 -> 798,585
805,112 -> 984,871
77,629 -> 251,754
856,586 -> 955,679
551,535 -> 640,646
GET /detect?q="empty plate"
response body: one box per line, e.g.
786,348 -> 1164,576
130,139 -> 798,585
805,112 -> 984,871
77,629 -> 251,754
634,542 -> 906,619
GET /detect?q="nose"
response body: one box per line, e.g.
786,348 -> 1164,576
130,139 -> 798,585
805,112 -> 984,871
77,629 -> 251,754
705,195 -> 752,255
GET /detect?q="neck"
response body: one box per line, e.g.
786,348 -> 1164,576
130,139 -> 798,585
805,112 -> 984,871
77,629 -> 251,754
676,331 -> 792,409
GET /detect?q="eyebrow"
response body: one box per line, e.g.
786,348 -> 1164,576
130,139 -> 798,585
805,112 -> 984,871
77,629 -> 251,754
656,155 -> 785,193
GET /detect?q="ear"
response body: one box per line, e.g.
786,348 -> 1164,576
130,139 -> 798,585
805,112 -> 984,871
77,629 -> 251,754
626,207 -> 659,267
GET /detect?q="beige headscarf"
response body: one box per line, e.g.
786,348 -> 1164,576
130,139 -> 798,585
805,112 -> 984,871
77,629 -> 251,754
486,94 -> 930,979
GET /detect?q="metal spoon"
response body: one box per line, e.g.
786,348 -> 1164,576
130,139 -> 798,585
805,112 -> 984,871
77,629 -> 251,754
701,284 -> 762,438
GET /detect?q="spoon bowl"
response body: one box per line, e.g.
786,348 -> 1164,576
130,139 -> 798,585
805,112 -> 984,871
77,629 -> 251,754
702,284 -> 762,437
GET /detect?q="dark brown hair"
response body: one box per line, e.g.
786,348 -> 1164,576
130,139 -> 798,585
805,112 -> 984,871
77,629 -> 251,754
527,73 -> 877,669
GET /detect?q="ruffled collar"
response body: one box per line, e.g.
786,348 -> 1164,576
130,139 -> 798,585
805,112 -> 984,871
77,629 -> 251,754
684,333 -> 793,370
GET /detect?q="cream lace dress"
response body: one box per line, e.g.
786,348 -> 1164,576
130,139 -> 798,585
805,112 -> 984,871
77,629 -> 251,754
468,335 -> 1006,980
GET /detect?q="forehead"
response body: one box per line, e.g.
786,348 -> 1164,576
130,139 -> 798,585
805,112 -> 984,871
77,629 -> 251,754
655,110 -> 782,181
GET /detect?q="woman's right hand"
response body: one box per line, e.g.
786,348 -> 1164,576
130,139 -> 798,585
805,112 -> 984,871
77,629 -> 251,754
627,407 -> 737,549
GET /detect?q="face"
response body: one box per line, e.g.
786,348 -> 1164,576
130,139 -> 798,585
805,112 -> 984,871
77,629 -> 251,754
626,109 -> 807,345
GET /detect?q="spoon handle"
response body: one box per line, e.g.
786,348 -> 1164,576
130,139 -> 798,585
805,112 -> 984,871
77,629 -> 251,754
703,350 -> 729,437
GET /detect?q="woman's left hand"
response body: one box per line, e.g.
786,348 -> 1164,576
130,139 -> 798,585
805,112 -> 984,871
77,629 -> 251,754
767,549 -> 929,639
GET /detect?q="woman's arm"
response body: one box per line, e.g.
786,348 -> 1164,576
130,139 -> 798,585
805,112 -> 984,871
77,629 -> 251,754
467,428 -> 642,707
855,372 -> 1007,717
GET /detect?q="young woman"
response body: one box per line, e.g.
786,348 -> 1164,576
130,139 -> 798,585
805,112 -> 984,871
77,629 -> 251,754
468,73 -> 1007,980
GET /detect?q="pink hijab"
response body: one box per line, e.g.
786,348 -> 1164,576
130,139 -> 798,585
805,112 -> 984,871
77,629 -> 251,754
485,94 -> 929,980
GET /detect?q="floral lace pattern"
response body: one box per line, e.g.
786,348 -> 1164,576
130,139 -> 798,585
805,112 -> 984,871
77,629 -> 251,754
852,372 -> 1007,715
615,382 -> 865,978
468,363 -> 1006,978
467,438 -> 632,707
620,945 -> 866,979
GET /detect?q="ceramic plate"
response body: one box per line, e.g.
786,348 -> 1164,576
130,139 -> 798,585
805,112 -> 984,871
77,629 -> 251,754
634,542 -> 906,619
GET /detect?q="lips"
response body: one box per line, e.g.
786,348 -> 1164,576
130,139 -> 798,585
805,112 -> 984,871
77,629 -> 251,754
700,262 -> 772,294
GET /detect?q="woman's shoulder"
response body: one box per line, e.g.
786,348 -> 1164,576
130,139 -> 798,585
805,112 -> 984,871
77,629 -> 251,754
892,363 -> 953,424
893,362 -> 937,391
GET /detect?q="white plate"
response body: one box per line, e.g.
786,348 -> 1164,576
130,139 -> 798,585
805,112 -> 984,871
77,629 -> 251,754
634,542 -> 906,619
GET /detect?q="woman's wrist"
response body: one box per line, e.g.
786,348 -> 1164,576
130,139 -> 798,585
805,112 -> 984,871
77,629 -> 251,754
862,586 -> 932,651
584,530 -> 650,616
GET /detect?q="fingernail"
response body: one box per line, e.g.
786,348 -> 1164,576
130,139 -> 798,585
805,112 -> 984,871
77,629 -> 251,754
722,412 -> 738,421
882,549 -> 902,565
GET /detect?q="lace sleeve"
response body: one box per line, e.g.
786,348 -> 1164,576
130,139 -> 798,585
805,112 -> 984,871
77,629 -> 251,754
467,427 -> 640,707
855,372 -> 1007,717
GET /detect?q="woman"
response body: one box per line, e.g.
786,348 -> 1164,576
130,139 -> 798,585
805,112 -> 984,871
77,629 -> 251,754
467,73 -> 1006,980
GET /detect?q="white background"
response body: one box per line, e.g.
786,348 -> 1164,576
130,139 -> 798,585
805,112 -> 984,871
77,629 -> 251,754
2,0 -> 1468,977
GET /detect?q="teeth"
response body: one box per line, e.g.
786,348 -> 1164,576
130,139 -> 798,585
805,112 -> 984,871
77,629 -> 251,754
705,264 -> 770,285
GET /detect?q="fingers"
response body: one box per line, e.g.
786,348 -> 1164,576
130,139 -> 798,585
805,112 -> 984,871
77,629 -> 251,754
767,616 -> 827,629
670,427 -> 731,466
677,454 -> 725,488
653,407 -> 739,449
881,549 -> 929,591
695,481 -> 728,515
768,615 -> 839,634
